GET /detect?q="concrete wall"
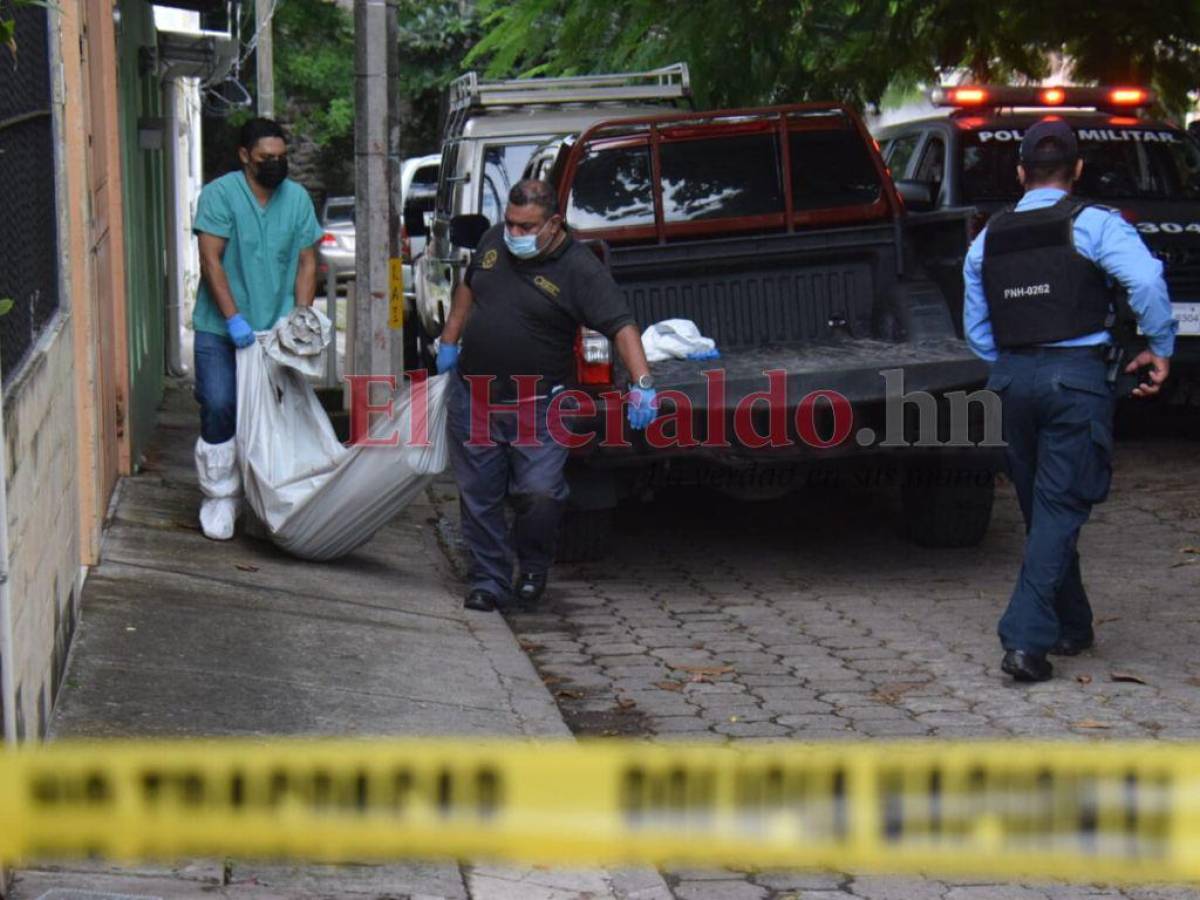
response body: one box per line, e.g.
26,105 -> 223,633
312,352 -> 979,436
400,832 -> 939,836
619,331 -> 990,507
2,314 -> 82,741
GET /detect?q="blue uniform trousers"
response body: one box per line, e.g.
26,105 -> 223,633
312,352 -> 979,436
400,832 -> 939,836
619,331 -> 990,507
447,374 -> 570,599
988,347 -> 1116,656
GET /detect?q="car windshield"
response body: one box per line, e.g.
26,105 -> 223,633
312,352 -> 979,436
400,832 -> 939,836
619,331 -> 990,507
961,126 -> 1200,203
480,143 -> 539,226
325,203 -> 354,225
410,164 -> 438,187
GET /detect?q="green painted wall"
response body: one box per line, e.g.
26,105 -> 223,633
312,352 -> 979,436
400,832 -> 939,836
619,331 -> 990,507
116,0 -> 166,465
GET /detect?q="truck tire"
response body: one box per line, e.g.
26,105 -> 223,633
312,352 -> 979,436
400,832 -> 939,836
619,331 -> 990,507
900,462 -> 995,548
556,508 -> 613,562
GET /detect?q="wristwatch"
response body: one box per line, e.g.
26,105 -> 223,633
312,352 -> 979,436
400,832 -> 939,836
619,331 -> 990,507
631,373 -> 655,390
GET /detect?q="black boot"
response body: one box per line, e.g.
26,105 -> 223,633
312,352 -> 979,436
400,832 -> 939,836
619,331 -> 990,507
464,589 -> 499,612
514,572 -> 547,607
1050,632 -> 1095,656
1001,650 -> 1053,682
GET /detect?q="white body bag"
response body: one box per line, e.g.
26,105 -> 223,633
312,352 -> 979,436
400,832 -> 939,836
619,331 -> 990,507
234,311 -> 448,561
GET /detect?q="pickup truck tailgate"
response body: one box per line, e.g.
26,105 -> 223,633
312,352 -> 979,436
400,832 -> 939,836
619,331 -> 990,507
642,337 -> 988,407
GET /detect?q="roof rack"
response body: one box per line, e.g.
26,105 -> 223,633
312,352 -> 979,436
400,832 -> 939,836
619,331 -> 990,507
447,63 -> 690,116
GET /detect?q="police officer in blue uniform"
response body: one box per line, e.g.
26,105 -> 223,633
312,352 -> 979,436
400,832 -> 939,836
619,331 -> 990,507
963,118 -> 1177,682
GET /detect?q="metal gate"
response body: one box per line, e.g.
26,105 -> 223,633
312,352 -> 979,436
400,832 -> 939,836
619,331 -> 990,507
0,5 -> 60,384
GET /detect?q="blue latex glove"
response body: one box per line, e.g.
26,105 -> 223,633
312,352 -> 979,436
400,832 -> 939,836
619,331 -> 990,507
226,313 -> 255,348
436,342 -> 460,374
627,387 -> 658,431
687,348 -> 721,360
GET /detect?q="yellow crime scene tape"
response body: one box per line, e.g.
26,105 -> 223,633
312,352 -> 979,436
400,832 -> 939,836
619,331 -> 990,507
1,739 -> 1198,884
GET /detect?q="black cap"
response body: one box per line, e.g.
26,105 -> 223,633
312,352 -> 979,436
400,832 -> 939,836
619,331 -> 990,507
1020,118 -> 1078,165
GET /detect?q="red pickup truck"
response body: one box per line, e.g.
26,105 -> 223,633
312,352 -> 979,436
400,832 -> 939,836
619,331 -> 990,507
457,103 -> 999,560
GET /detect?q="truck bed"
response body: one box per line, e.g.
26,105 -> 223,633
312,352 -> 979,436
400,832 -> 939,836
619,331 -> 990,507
609,225 -> 899,351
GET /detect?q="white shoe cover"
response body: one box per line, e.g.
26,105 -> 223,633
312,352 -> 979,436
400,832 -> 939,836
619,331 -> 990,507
195,437 -> 242,540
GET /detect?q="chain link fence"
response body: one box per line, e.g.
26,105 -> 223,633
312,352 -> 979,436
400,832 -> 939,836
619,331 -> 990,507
0,5 -> 60,384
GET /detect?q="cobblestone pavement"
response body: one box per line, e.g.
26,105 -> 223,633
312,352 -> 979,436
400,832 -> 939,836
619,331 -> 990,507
432,431 -> 1200,900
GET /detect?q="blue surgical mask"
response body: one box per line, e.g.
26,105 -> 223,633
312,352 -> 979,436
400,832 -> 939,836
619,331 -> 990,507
504,218 -> 551,259
504,230 -> 540,258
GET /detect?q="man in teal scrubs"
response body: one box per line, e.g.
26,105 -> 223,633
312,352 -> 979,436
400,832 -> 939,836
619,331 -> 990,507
192,117 -> 324,539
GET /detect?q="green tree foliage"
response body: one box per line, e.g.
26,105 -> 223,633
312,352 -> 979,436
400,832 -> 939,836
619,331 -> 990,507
467,0 -> 1200,119
272,0 -> 355,152
396,0 -> 482,154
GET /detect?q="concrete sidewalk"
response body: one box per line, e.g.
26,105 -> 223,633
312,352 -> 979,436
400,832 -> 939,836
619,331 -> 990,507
8,379 -> 669,900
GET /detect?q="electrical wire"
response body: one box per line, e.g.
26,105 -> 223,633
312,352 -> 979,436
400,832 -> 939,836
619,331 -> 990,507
237,0 -> 279,69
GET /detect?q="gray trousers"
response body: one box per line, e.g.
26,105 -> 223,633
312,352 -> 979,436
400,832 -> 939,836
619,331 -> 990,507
447,374 -> 570,598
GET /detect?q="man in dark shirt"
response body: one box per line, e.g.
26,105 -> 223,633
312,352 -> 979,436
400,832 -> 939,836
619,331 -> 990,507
437,179 -> 657,612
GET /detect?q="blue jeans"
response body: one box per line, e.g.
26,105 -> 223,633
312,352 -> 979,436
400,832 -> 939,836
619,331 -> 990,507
989,347 -> 1116,656
447,374 -> 570,599
193,330 -> 238,444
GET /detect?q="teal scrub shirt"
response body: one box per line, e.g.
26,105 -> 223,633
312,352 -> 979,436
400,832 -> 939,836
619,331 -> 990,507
192,170 -> 324,336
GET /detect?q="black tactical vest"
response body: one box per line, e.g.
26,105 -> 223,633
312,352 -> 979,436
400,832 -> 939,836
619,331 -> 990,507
982,196 -> 1114,348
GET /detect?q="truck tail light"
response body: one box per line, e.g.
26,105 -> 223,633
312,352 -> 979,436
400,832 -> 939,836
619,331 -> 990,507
320,232 -> 338,247
575,327 -> 613,385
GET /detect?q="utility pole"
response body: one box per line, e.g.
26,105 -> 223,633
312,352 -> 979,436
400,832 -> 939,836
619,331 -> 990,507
352,0 -> 396,397
255,0 -> 274,117
387,0 -> 404,375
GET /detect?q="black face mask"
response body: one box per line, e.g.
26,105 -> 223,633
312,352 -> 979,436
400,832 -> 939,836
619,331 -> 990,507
254,157 -> 288,189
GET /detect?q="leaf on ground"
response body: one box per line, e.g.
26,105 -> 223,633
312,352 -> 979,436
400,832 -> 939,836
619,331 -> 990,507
235,564 -> 259,572
1188,677 -> 1200,688
555,689 -> 583,700
615,697 -> 636,710
1076,674 -> 1093,685
655,680 -> 685,692
690,642 -> 705,650
1170,559 -> 1197,569
870,681 -> 927,704
1073,719 -> 1112,729
540,675 -> 561,686
1095,616 -> 1121,625
672,664 -> 734,676
1181,547 -> 1200,554
518,641 -> 543,653
1111,671 -> 1149,685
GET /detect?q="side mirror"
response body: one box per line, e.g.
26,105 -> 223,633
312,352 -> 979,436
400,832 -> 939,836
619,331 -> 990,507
449,213 -> 490,250
403,204 -> 428,238
896,179 -> 935,212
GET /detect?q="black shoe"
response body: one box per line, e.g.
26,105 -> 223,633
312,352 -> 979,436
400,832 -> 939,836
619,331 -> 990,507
514,572 -> 547,607
1050,632 -> 1095,656
1001,650 -> 1053,683
464,589 -> 498,612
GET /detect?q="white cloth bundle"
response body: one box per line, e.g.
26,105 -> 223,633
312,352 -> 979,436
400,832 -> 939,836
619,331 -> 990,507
641,318 -> 718,362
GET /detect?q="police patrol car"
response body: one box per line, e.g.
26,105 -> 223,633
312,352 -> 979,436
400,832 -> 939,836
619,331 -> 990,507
874,85 -> 1200,380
